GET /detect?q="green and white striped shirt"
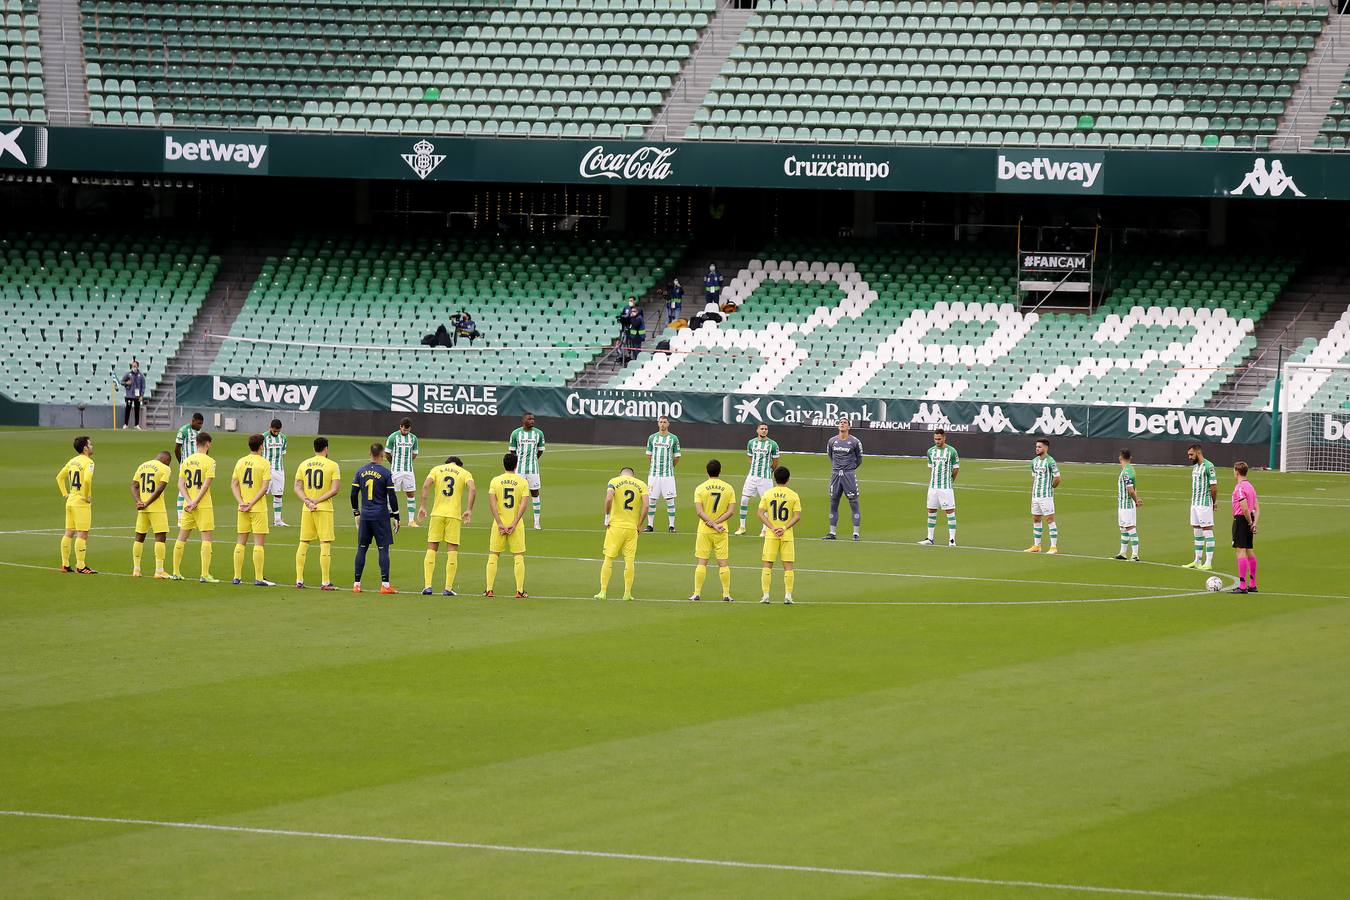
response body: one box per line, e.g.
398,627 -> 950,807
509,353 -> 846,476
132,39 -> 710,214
1190,458 -> 1216,506
264,432 -> 287,472
1118,464 -> 1137,509
646,431 -> 681,478
385,431 -> 419,473
927,444 -> 959,490
746,437 -> 779,479
1031,454 -> 1059,499
509,427 -> 544,476
174,422 -> 200,458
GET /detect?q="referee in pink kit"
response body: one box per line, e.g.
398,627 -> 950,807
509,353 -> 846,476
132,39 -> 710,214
1230,461 -> 1259,594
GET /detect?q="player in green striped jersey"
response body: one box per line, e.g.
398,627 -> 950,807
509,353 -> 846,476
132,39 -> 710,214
736,423 -> 780,535
172,412 -> 203,526
508,412 -> 546,529
1114,448 -> 1141,561
384,418 -> 420,526
1025,438 -> 1061,553
1182,443 -> 1218,570
643,415 -> 680,532
918,429 -> 958,546
264,418 -> 289,526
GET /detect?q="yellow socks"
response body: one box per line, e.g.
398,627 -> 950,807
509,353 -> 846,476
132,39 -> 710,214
485,554 -> 499,591
319,543 -> 332,584
718,566 -> 731,597
199,540 -> 212,578
233,544 -> 246,581
60,535 -> 71,568
761,567 -> 772,595
622,559 -> 635,596
423,549 -> 436,590
444,550 -> 458,593
154,541 -> 166,573
784,570 -> 795,594
693,563 -> 707,596
295,542 -> 309,583
513,554 -> 525,593
132,540 -> 144,571
74,538 -> 87,569
173,540 -> 186,576
252,545 -> 265,581
599,557 -> 614,595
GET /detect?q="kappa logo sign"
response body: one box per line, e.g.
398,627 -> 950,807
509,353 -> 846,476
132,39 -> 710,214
392,383 -> 498,415
1228,158 -> 1304,198
579,145 -> 676,181
401,139 -> 446,180
1027,407 -> 1083,436
213,376 -> 317,411
996,153 -> 1103,192
164,135 -> 268,171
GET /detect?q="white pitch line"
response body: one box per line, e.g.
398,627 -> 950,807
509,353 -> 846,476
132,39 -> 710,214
0,810 -> 1269,900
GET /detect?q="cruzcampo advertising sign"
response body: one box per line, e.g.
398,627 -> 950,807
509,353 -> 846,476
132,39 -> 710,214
179,376 -> 1271,444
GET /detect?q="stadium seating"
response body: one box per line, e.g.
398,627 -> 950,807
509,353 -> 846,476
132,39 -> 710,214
79,0 -> 710,134
1315,62 -> 1350,150
1248,307 -> 1350,411
612,243 -> 1291,408
689,0 -> 1321,148
211,234 -> 682,385
0,234 -> 218,404
1,0 -> 44,123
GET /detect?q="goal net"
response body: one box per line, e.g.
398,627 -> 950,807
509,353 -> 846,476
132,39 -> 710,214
1280,362 -> 1350,472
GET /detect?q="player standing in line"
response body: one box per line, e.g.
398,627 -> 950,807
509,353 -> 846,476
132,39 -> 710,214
172,412 -> 204,526
691,459 -> 736,602
294,437 -> 341,590
264,418 -> 289,526
508,412 -> 545,530
1025,438 -> 1061,554
1115,448 -> 1141,561
485,452 -> 530,598
56,435 -> 96,574
643,414 -> 680,532
918,428 -> 958,546
352,442 -> 401,595
824,417 -> 862,541
173,432 -> 217,582
131,450 -> 172,578
384,418 -> 420,527
595,466 -> 648,601
418,455 -> 476,596
1230,461 -> 1259,594
1182,443 -> 1218,571
231,434 -> 274,586
737,422 -> 779,535
757,466 -> 801,604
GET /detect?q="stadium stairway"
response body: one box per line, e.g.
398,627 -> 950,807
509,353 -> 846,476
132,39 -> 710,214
1273,12 -> 1350,151
37,0 -> 87,124
148,240 -> 278,428
648,5 -> 755,140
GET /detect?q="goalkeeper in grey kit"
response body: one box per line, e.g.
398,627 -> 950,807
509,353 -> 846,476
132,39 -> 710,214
824,417 -> 863,541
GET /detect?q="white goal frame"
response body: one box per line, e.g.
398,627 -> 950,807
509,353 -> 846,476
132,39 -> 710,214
1279,361 -> 1350,472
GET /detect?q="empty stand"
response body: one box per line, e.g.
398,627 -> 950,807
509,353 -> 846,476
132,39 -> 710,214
1,0 -> 44,123
1249,306 -> 1350,411
0,233 -> 218,404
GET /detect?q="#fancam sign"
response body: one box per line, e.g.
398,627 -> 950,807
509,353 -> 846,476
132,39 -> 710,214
578,145 -> 676,181
1021,252 -> 1091,272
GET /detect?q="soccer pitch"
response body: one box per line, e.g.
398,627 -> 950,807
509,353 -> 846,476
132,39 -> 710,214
1,427 -> 1347,898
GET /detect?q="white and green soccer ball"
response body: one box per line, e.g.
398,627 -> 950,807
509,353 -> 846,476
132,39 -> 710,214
1205,576 -> 1224,592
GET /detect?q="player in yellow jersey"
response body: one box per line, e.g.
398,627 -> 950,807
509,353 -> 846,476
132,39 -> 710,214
174,432 -> 218,582
485,452 -> 530,598
231,434 -> 274,587
757,466 -> 802,605
293,436 -> 342,590
594,466 -> 648,601
131,450 -> 172,578
56,435 -> 97,574
691,459 -> 736,601
416,455 -> 476,596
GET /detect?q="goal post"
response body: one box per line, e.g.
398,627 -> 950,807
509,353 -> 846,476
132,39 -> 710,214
1279,361 -> 1350,473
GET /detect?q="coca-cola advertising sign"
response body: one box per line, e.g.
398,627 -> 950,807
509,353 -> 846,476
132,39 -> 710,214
579,145 -> 676,181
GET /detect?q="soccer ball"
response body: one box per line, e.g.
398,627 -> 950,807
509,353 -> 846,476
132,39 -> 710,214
1205,576 -> 1223,592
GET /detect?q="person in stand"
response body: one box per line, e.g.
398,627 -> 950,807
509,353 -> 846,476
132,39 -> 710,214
704,263 -> 724,309
457,312 -> 480,346
625,298 -> 646,365
667,278 -> 684,326
121,360 -> 146,430
616,297 -> 639,365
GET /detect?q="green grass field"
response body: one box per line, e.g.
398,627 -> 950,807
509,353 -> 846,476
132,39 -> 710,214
1,427 -> 1347,898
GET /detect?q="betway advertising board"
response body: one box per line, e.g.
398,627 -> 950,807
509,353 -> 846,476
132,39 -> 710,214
0,123 -> 1344,199
179,376 -> 1271,444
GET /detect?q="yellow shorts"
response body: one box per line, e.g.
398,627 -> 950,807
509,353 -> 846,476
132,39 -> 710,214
179,506 -> 215,533
427,515 -> 462,545
602,528 -> 639,560
135,508 -> 168,535
695,530 -> 730,561
300,509 -> 335,543
762,535 -> 796,563
64,504 -> 91,533
237,508 -> 270,536
489,526 -> 526,554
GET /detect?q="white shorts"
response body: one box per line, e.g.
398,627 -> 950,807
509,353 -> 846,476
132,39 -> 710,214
648,475 -> 677,500
1031,497 -> 1056,517
926,488 -> 955,510
1118,508 -> 1137,528
524,473 -> 541,491
741,475 -> 773,499
391,471 -> 416,493
1190,505 -> 1214,528
269,468 -> 286,495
